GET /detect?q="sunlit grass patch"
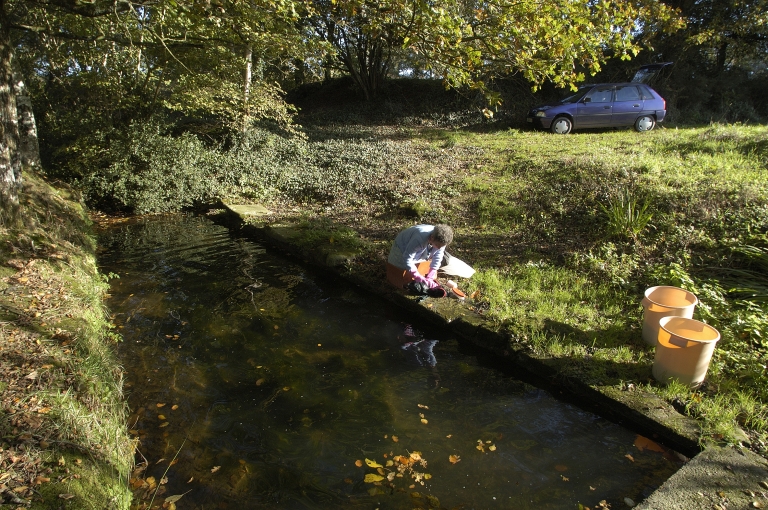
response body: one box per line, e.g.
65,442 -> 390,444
466,263 -> 625,337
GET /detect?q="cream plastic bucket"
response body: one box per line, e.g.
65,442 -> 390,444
642,286 -> 698,345
652,316 -> 720,387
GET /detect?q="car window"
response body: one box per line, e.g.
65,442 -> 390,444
560,87 -> 591,104
586,87 -> 613,103
638,85 -> 656,100
615,86 -> 642,102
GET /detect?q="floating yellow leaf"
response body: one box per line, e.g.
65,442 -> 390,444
634,435 -> 665,453
159,422 -> 169,428
164,490 -> 192,504
418,404 -> 429,409
561,475 -> 569,481
158,415 -> 166,420
283,387 -> 290,391
365,458 -> 383,468
377,468 -> 385,475
424,474 -> 432,480
449,455 -> 461,464
488,445 -> 497,451
171,405 -> 179,410
625,454 -> 635,462
256,378 -> 265,386
156,403 -> 166,408
386,460 -> 394,467
355,459 -> 363,468
387,472 -> 396,481
590,486 -> 596,490
364,473 -> 385,483
421,418 -> 428,424
446,434 -> 452,438
211,466 -> 221,473
392,435 -> 399,442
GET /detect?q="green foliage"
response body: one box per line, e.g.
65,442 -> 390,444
599,191 -> 653,241
82,123 -> 221,213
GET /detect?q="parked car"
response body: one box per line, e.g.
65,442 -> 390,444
526,82 -> 667,134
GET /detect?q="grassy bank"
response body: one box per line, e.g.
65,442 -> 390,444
0,172 -> 133,508
252,122 -> 767,453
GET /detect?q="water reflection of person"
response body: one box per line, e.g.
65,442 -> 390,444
398,324 -> 441,388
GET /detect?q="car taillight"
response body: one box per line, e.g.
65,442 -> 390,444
663,98 -> 666,109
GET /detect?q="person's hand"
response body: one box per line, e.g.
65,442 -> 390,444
425,278 -> 440,289
409,270 -> 428,284
426,269 -> 437,280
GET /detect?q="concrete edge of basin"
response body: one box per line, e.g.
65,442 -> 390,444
217,202 -> 768,509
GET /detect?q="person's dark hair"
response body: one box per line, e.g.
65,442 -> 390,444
432,224 -> 454,246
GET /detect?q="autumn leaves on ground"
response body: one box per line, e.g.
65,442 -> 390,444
0,175 -> 133,508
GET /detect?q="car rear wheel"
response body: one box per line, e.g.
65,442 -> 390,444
550,116 -> 572,134
634,115 -> 656,132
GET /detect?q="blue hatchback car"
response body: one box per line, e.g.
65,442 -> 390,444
526,82 -> 667,134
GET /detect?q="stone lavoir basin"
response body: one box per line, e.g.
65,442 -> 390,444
98,214 -> 685,509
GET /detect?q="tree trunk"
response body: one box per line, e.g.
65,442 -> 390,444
243,43 -> 253,131
0,1 -> 22,209
14,72 -> 40,171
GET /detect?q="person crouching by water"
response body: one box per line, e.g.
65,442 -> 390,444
386,224 -> 453,293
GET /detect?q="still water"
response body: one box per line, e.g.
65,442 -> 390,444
98,214 -> 682,509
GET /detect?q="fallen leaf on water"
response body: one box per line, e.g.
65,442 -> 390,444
164,490 -> 192,504
158,415 -> 166,420
421,418 -> 428,424
561,475 -> 569,481
256,378 -> 265,386
159,422 -> 169,428
171,405 -> 179,410
418,404 -> 429,409
625,454 -> 635,462
590,486 -> 596,491
377,468 -> 385,475
354,459 -> 363,468
211,466 -> 220,473
634,435 -> 665,453
156,458 -> 166,465
446,434 -> 452,438
386,460 -> 394,467
170,459 -> 178,467
392,435 -> 399,442
187,477 -> 194,483
283,386 -> 290,391
488,445 -> 497,451
364,473 -> 385,483
157,403 -> 166,408
387,472 -> 396,482
449,455 -> 461,464
365,458 -> 383,468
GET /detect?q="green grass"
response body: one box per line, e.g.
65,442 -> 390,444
0,172 -> 133,509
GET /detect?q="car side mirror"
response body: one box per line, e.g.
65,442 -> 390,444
582,97 -> 591,103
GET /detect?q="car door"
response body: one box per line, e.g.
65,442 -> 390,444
612,85 -> 644,127
575,86 -> 614,128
